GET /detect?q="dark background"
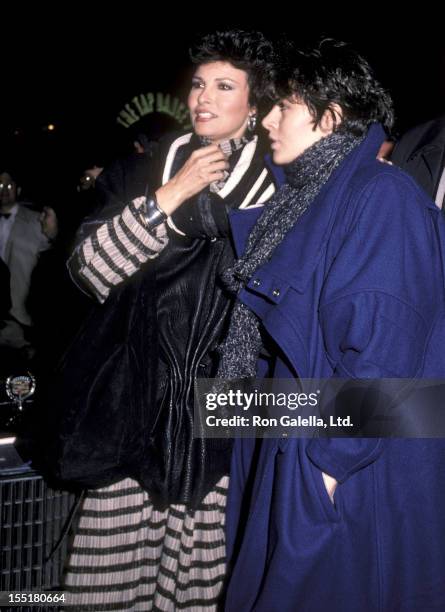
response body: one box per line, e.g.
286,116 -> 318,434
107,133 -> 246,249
2,9 -> 445,209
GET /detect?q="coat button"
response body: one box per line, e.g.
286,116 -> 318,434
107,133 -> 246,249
253,279 -> 261,287
272,289 -> 280,297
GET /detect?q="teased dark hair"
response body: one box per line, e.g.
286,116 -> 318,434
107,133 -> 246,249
0,168 -> 20,185
189,30 -> 274,109
273,38 -> 394,136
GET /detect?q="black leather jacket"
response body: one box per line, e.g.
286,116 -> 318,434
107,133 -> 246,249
43,132 -> 275,509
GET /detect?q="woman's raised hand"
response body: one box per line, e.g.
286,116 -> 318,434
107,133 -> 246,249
155,145 -> 229,216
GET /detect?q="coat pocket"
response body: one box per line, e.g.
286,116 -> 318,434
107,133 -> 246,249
309,460 -> 342,523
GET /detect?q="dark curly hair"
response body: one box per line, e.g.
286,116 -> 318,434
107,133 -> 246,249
189,30 -> 274,109
273,38 -> 394,136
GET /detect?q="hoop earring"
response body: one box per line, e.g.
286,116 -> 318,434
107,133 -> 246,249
247,113 -> 257,133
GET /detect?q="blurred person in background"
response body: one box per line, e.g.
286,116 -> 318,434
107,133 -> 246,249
0,169 -> 57,368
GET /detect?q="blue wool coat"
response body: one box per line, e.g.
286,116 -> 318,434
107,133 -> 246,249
224,125 -> 445,612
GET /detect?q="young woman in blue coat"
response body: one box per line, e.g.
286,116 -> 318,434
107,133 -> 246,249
220,40 -> 445,612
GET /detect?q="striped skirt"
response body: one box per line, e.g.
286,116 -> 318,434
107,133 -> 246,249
63,476 -> 229,611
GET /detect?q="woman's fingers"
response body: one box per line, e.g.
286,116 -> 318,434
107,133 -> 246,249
188,153 -> 229,183
155,145 -> 230,214
208,160 -> 229,175
195,150 -> 228,167
191,144 -> 222,157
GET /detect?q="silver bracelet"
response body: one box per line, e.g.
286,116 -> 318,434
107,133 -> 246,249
142,194 -> 167,228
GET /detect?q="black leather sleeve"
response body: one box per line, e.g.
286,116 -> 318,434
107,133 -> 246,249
170,190 -> 230,238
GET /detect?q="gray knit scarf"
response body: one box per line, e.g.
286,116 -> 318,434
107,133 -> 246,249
217,130 -> 363,379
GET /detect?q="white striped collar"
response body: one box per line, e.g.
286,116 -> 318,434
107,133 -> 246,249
218,136 -> 258,199
162,133 -> 193,185
162,133 -> 265,235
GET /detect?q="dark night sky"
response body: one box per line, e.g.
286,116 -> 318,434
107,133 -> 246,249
3,9 -> 444,206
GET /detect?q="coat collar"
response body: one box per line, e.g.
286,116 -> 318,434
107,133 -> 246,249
230,124 -> 387,294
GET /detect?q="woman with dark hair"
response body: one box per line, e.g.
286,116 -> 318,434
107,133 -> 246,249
49,30 -> 277,610
222,40 -> 445,611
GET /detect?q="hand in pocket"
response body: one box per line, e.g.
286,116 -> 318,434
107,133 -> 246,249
322,472 -> 338,503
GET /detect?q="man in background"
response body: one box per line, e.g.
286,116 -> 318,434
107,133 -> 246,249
0,169 -> 57,366
391,115 -> 445,207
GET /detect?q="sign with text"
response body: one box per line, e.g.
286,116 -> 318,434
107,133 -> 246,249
116,92 -> 192,130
